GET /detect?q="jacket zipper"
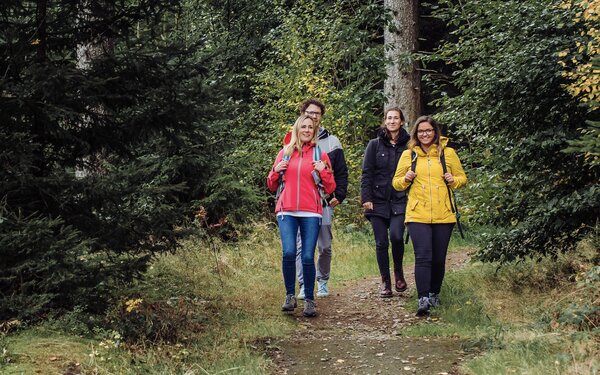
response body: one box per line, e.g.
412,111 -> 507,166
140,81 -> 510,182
296,149 -> 303,210
427,156 -> 433,223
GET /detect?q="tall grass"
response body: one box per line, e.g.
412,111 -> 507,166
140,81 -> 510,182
400,229 -> 600,374
1,223 -> 597,374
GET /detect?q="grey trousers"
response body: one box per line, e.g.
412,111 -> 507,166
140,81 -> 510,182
296,206 -> 333,285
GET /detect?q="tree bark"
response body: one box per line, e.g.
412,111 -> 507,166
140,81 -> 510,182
384,0 -> 421,126
75,0 -> 113,178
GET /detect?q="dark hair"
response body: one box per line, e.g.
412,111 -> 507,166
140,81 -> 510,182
408,115 -> 441,149
380,107 -> 406,141
380,107 -> 405,127
299,98 -> 326,116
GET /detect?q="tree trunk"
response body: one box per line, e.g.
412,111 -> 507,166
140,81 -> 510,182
384,0 -> 421,126
75,0 -> 113,178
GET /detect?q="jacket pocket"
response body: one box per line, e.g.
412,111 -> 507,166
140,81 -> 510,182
373,183 -> 387,201
312,189 -> 319,210
410,199 -> 419,211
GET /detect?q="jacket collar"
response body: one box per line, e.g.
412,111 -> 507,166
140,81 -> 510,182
318,127 -> 329,140
413,136 -> 449,156
377,128 -> 409,147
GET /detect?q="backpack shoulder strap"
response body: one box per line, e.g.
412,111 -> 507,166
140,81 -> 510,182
410,150 -> 417,172
439,149 -> 447,174
313,144 -> 321,162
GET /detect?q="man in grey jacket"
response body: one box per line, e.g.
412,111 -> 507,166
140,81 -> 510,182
294,99 -> 348,299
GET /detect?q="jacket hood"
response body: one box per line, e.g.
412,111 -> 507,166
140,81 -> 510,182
377,127 -> 410,147
318,127 -> 329,140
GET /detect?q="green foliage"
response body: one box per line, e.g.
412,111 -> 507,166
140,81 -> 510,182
239,0 -> 388,225
428,0 -> 600,262
174,0 -> 287,229
558,265 -> 600,330
0,1 -> 215,320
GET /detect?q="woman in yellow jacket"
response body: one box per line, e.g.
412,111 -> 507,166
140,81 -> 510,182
392,116 -> 467,316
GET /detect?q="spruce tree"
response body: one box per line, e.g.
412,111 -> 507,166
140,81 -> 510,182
0,0 -> 213,320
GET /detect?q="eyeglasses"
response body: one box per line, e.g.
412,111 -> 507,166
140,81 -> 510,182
417,129 -> 434,135
305,111 -> 322,117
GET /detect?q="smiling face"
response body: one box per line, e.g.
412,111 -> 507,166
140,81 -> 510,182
416,121 -> 436,147
385,110 -> 403,133
298,117 -> 315,144
303,104 -> 322,127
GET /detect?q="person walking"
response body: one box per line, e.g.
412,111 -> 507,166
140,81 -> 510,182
361,107 -> 410,298
267,115 -> 336,317
294,99 -> 348,300
392,116 -> 467,316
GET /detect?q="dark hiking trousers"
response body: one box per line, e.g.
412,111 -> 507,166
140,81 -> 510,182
370,214 -> 405,279
407,223 -> 454,298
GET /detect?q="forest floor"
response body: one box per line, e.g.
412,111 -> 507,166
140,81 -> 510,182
268,251 -> 471,375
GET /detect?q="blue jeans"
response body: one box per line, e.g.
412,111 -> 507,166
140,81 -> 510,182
278,215 -> 320,300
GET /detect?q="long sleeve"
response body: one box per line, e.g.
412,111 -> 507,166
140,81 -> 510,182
360,140 -> 376,204
330,148 -> 348,203
319,152 -> 336,195
392,149 -> 412,191
445,148 -> 468,189
267,149 -> 285,192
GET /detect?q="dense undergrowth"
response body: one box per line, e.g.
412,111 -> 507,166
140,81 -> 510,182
0,223 -> 598,374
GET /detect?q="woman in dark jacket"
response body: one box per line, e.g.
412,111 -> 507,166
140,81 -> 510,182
361,107 -> 410,297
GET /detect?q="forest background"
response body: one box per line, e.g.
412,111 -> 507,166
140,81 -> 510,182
0,0 -> 598,371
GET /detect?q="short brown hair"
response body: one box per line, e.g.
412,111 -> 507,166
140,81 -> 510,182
299,98 -> 326,116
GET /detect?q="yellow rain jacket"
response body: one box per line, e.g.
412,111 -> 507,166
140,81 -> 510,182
392,137 -> 467,224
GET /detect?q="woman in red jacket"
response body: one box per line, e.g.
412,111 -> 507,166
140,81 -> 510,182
267,115 -> 336,317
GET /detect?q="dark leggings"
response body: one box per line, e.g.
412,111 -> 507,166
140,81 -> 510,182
370,215 -> 405,279
407,223 -> 454,298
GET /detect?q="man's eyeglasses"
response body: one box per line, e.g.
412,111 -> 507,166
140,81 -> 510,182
417,129 -> 434,135
305,111 -> 322,117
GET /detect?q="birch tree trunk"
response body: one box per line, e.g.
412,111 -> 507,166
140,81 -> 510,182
384,0 -> 421,126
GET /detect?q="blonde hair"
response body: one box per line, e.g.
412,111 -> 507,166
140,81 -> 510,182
284,115 -> 317,156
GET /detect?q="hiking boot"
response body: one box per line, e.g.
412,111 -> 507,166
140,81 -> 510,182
380,276 -> 393,298
316,280 -> 329,298
303,299 -> 317,317
297,285 -> 305,300
416,296 -> 431,316
394,269 -> 408,292
429,292 -> 441,308
281,294 -> 297,312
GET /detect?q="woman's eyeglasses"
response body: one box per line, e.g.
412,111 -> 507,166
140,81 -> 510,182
417,129 -> 434,135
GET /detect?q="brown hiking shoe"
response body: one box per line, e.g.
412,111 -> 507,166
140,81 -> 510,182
380,276 -> 393,298
394,269 -> 408,292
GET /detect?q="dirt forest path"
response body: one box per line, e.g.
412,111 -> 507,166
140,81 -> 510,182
270,250 -> 471,375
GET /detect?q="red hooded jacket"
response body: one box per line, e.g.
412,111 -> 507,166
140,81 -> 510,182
267,143 -> 336,215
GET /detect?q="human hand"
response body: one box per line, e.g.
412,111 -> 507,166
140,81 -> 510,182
329,197 -> 340,208
405,171 -> 416,182
313,160 -> 327,172
274,160 -> 289,173
443,172 -> 454,184
362,201 -> 373,210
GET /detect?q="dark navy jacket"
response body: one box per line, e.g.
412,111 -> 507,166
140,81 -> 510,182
360,128 -> 409,219
317,128 -> 348,204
